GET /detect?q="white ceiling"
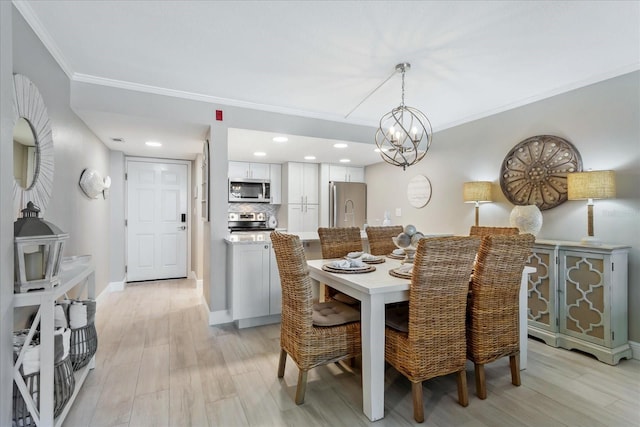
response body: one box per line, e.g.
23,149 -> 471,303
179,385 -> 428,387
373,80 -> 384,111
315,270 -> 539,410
15,1 -> 640,163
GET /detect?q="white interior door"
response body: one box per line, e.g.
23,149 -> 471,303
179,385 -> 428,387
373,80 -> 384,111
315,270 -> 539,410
127,160 -> 188,282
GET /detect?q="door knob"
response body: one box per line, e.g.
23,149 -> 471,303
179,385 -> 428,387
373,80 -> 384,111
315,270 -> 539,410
178,225 -> 187,230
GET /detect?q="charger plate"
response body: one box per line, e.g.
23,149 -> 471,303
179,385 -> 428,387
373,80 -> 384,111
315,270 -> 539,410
322,264 -> 376,274
389,268 -> 412,279
387,253 -> 405,260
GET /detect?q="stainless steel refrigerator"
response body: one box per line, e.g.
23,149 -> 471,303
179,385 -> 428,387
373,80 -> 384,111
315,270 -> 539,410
329,181 -> 367,228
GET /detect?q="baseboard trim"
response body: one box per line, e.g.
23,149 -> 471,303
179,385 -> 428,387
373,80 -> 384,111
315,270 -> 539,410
190,270 -> 203,292
629,340 -> 640,360
209,309 -> 233,325
109,280 -> 125,292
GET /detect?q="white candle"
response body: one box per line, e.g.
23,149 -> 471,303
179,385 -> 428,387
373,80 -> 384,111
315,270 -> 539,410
24,251 -> 44,281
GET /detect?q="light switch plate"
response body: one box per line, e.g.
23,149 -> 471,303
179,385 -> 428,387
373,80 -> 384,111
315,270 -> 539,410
395,208 -> 402,217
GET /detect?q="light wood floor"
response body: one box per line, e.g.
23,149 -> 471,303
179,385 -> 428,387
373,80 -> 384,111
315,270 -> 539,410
64,278 -> 640,427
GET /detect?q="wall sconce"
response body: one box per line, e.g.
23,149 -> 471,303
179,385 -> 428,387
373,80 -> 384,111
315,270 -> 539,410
463,181 -> 493,226
567,170 -> 616,245
14,202 -> 69,293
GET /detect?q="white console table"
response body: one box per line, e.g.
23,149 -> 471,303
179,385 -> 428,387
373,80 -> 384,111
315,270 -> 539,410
13,259 -> 95,427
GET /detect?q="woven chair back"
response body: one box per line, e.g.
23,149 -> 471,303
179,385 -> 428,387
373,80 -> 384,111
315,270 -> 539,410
469,226 -> 519,237
318,227 -> 363,259
467,234 -> 535,365
270,231 -> 314,336
405,236 -> 481,379
365,225 -> 403,255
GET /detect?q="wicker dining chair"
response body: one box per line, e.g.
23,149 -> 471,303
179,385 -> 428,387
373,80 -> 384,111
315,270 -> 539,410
466,234 -> 535,399
270,231 -> 362,405
385,236 -> 481,423
469,225 -> 519,237
365,225 -> 403,256
318,227 -> 363,304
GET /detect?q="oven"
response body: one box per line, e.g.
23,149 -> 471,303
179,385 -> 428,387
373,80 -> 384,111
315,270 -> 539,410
228,212 -> 275,232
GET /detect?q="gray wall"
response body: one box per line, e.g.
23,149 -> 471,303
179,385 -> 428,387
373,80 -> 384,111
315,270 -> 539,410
0,2 -> 13,424
109,150 -> 126,284
366,71 -> 640,342
11,11 -> 112,293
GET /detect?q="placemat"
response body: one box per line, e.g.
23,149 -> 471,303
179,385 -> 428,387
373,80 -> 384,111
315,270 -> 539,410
362,257 -> 386,264
389,268 -> 412,279
322,264 -> 376,274
387,253 -> 405,260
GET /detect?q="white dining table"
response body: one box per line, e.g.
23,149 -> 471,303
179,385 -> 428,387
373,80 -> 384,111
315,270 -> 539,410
306,257 -> 535,422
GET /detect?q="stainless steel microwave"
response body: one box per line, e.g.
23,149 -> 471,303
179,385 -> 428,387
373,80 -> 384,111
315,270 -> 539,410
228,179 -> 271,203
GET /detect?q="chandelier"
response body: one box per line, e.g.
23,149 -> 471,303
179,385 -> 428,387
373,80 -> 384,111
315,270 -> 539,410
374,63 -> 432,170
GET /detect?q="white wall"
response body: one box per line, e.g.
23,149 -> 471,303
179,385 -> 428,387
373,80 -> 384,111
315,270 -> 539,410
11,9 -> 112,295
366,71 -> 640,342
0,2 -> 13,423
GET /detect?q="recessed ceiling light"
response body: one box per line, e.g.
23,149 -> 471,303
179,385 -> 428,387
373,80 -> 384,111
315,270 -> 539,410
304,155 -> 316,160
339,158 -> 351,163
145,141 -> 162,147
333,143 -> 348,148
273,136 -> 288,143
254,151 -> 266,157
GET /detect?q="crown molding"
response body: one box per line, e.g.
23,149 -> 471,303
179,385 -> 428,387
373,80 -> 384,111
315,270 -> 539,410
12,0 -> 74,79
72,73 -> 377,128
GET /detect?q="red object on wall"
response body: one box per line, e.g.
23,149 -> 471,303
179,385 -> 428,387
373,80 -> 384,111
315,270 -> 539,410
215,110 -> 223,121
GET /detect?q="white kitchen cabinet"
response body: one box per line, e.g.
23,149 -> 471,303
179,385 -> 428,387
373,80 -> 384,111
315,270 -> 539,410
228,242 -> 281,328
13,259 -> 96,427
228,161 -> 271,180
328,164 -> 365,182
286,204 -> 319,233
269,163 -> 282,204
285,162 -> 318,204
526,240 -> 631,365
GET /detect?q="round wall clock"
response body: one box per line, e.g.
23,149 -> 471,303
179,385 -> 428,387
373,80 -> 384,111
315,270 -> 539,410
500,135 -> 582,210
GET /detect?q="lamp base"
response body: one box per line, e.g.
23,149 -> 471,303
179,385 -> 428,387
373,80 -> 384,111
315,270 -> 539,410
580,236 -> 603,246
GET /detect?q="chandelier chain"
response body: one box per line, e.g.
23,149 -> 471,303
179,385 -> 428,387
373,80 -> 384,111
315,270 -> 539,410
401,67 -> 405,108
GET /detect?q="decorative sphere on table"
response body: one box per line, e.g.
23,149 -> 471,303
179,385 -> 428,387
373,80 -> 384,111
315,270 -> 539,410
509,205 -> 543,236
395,232 -> 411,248
404,224 -> 416,236
410,232 -> 424,246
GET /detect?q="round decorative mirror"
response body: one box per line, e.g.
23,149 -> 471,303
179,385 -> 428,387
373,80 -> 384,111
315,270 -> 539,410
12,74 -> 54,217
13,117 -> 38,189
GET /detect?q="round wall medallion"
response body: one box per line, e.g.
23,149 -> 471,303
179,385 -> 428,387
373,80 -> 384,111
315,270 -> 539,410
500,135 -> 582,210
407,175 -> 432,208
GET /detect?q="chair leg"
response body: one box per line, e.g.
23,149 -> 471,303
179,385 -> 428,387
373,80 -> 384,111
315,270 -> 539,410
295,370 -> 308,405
277,349 -> 287,378
411,381 -> 424,423
474,362 -> 487,399
456,370 -> 469,407
509,354 -> 521,386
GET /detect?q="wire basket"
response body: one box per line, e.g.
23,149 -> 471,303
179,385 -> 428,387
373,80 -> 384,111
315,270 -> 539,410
70,322 -> 98,370
13,355 -> 75,426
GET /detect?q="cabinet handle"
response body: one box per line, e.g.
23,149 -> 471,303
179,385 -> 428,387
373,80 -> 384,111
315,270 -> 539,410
264,245 -> 269,249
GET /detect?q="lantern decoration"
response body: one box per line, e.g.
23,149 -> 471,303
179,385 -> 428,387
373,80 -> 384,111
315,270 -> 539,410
14,202 -> 69,293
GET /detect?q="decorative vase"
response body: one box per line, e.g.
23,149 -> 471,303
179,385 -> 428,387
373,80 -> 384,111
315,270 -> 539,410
509,205 -> 543,236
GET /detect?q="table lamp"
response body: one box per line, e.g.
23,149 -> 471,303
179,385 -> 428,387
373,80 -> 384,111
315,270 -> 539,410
567,170 -> 616,245
463,181 -> 493,226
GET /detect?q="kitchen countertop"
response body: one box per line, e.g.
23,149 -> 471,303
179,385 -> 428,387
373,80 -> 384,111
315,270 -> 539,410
224,230 -> 368,244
